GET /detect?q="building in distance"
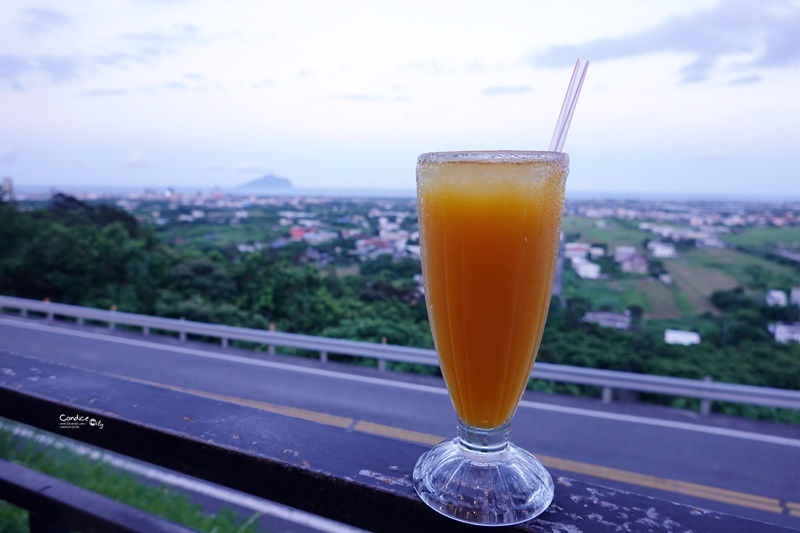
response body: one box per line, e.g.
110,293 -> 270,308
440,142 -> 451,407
769,322 -> 800,343
583,311 -> 631,330
664,329 -> 701,345
766,290 -> 788,307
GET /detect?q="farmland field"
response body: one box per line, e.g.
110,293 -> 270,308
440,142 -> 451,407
721,227 -> 800,248
561,216 -> 648,249
662,256 -> 737,316
636,278 -> 681,319
683,247 -> 797,288
155,220 -> 278,248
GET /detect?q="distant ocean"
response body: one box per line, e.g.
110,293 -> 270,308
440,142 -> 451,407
13,184 -> 417,199
11,184 -> 800,203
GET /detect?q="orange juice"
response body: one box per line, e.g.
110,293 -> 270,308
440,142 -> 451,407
417,151 -> 567,429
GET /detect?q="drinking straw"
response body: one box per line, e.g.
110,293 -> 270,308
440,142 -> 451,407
549,58 -> 590,152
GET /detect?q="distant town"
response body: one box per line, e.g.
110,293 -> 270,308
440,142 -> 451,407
4,176 -> 800,347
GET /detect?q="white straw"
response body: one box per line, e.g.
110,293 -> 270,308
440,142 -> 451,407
549,59 -> 589,152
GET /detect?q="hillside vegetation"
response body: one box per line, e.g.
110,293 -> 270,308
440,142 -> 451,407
1,196 -> 799,422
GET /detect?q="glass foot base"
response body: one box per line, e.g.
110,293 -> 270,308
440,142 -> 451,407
413,437 -> 554,526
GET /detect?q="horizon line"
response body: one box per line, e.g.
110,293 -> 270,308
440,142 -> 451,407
8,183 -> 800,203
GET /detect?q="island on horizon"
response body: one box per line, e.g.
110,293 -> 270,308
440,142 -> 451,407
238,173 -> 293,189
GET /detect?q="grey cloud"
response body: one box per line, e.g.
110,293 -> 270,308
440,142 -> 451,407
121,25 -> 204,58
0,56 -> 30,79
730,74 -> 763,85
0,54 -> 81,89
83,78 -> 219,97
83,85 -> 157,97
531,0 -> 800,83
1,23 -> 208,90
23,7 -> 71,37
35,56 -> 82,82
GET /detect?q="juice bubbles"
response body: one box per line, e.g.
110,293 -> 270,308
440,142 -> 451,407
417,151 -> 568,429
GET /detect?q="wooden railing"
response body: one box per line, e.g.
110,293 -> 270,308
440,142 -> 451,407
0,350 -> 795,532
2,295 -> 800,416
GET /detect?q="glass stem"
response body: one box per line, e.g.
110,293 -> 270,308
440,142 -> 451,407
456,419 -> 511,458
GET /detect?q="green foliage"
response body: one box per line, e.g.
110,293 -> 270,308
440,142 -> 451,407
0,198 -> 169,311
538,298 -> 800,422
360,255 -> 421,280
0,421 -> 262,532
1,196 -> 431,345
322,317 -> 433,349
2,196 -> 799,423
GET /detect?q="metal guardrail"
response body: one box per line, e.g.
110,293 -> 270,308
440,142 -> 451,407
2,295 -> 799,414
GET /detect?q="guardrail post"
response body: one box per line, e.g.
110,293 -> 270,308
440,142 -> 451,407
221,338 -> 228,349
179,318 -> 187,342
43,298 -> 53,322
268,323 -> 276,354
320,351 -> 328,363
143,326 -> 149,336
378,337 -> 387,371
700,376 -> 713,416
109,305 -> 117,331
602,386 -> 613,403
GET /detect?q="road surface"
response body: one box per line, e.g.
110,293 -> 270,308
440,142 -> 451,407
1,316 -> 799,529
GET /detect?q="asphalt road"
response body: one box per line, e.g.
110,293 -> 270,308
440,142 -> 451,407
1,316 -> 799,529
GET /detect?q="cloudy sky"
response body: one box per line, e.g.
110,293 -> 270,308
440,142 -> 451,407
1,0 -> 799,197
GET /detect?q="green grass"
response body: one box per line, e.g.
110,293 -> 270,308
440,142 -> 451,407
662,255 -> 738,316
562,217 -> 800,318
618,279 -> 651,310
562,216 -> 649,249
155,221 -> 279,249
635,278 -> 681,319
721,227 -> 800,248
563,269 -> 684,319
684,247 -> 797,286
562,270 -> 624,311
0,420 -> 264,533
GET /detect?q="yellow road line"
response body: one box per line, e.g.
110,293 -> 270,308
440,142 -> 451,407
118,375 -> 354,428
183,387 -> 354,429
120,376 -> 793,517
538,455 -> 783,514
353,420 -> 444,446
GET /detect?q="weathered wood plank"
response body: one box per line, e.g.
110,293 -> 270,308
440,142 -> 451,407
0,350 -> 795,533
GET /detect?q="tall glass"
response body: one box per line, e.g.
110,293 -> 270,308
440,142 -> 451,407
413,151 -> 568,526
